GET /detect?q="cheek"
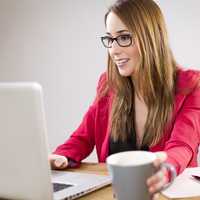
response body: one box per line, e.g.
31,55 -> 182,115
129,47 -> 140,60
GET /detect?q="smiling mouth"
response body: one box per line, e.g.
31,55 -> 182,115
115,58 -> 129,67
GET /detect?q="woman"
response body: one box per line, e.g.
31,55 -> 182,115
49,0 -> 200,197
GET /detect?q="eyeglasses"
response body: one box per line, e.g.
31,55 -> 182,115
101,34 -> 133,48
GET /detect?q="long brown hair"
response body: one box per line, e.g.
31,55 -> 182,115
104,0 -> 177,147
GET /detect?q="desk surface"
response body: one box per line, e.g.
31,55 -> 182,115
67,163 -> 199,200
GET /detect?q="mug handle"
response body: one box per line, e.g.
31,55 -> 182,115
160,162 -> 177,190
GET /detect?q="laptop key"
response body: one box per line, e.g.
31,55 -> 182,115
53,182 -> 73,192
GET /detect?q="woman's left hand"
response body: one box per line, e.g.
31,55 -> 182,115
146,152 -> 168,200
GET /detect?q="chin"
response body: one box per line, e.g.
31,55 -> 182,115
118,69 -> 133,77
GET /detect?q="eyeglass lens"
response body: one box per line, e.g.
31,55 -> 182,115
101,34 -> 132,48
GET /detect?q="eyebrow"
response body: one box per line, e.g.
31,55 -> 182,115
106,30 -> 130,35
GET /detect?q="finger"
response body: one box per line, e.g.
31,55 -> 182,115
49,155 -> 58,168
54,158 -> 68,168
147,170 -> 164,187
152,193 -> 160,200
48,154 -> 62,164
147,170 -> 167,194
59,160 -> 68,169
149,176 -> 167,194
154,152 -> 167,168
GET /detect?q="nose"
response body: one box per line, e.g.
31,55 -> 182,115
109,40 -> 122,56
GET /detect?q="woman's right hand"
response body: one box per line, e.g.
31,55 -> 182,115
48,154 -> 68,169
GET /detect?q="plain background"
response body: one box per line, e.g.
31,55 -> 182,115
0,0 -> 199,162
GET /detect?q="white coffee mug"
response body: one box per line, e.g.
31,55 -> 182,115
106,151 -> 176,200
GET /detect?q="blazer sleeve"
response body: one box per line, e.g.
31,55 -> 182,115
53,73 -> 107,164
164,84 -> 200,174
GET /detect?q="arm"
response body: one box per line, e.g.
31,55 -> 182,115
147,83 -> 200,194
53,105 -> 96,163
164,85 -> 200,174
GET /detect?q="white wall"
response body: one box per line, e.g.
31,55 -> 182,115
157,0 -> 200,69
0,1 -> 199,162
0,1 -> 108,162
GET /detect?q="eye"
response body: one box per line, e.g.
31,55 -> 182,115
101,36 -> 113,48
119,34 -> 131,41
106,37 -> 113,43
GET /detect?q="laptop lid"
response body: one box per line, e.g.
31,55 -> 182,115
0,82 -> 53,200
0,82 -> 111,200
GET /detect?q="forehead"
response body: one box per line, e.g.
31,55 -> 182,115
106,12 -> 129,34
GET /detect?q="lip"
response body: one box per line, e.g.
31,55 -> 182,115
115,58 -> 129,67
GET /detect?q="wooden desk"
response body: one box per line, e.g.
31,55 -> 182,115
67,163 -> 199,200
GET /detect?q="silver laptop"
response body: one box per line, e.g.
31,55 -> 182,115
0,82 -> 111,200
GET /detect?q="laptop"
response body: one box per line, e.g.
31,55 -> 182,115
0,82 -> 111,200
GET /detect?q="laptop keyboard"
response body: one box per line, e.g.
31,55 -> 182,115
53,182 -> 73,192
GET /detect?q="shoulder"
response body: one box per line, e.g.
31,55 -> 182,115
92,72 -> 113,106
96,72 -> 107,92
176,67 -> 200,94
96,72 -> 113,97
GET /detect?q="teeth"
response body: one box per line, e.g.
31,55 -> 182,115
116,59 -> 129,65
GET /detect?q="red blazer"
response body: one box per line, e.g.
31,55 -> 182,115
54,68 -> 200,175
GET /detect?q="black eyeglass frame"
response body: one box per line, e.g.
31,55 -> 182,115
101,34 -> 133,48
